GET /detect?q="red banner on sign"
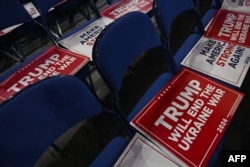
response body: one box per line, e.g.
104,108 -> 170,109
205,9 -> 250,48
131,68 -> 244,167
0,46 -> 89,103
101,0 -> 153,19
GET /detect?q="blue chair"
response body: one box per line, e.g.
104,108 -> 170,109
153,0 -> 202,70
0,75 -> 132,167
0,0 -> 40,61
93,11 -> 176,122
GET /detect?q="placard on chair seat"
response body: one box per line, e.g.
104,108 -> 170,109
131,68 -> 244,167
0,46 -> 89,103
101,0 -> 153,20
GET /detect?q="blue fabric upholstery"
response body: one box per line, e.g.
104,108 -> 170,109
0,76 -> 129,167
0,1 -> 33,30
201,8 -> 217,28
153,0 -> 199,37
153,0 -> 217,37
0,0 -> 40,61
174,33 -> 201,70
93,11 -> 175,91
195,0 -> 220,30
153,0 -> 202,70
93,11 -> 175,123
198,0 -> 218,29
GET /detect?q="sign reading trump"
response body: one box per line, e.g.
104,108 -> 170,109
102,0 -> 153,19
205,9 -> 250,48
0,47 -> 89,103
131,68 -> 244,167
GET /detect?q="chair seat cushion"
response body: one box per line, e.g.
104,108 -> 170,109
174,33 -> 202,70
202,9 -> 217,28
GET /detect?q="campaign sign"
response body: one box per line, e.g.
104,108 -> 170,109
59,16 -> 114,60
181,36 -> 250,87
221,0 -> 250,13
23,2 -> 40,19
0,46 -> 89,103
131,68 -> 244,167
205,9 -> 250,48
114,133 -> 181,167
101,0 -> 153,20
0,24 -> 23,37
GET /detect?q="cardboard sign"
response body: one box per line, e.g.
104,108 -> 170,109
221,0 -> 250,13
181,36 -> 250,87
23,2 -> 40,19
0,24 -> 23,37
114,133 -> 182,167
59,17 -> 114,60
101,0 -> 153,19
0,46 -> 89,103
205,9 -> 250,48
131,68 -> 244,167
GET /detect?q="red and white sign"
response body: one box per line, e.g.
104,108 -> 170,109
23,2 -> 40,19
181,36 -> 250,87
101,0 -> 153,20
59,16 -> 113,60
0,46 -> 89,103
205,9 -> 250,48
221,0 -> 250,13
131,68 -> 244,167
0,24 -> 22,37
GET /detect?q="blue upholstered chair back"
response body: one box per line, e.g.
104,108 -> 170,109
93,11 -> 175,92
0,0 -> 33,30
0,0 -> 43,61
153,0 -> 205,39
154,0 -> 196,34
0,76 -> 103,167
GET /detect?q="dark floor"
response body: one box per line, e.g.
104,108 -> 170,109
1,0 -> 249,166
